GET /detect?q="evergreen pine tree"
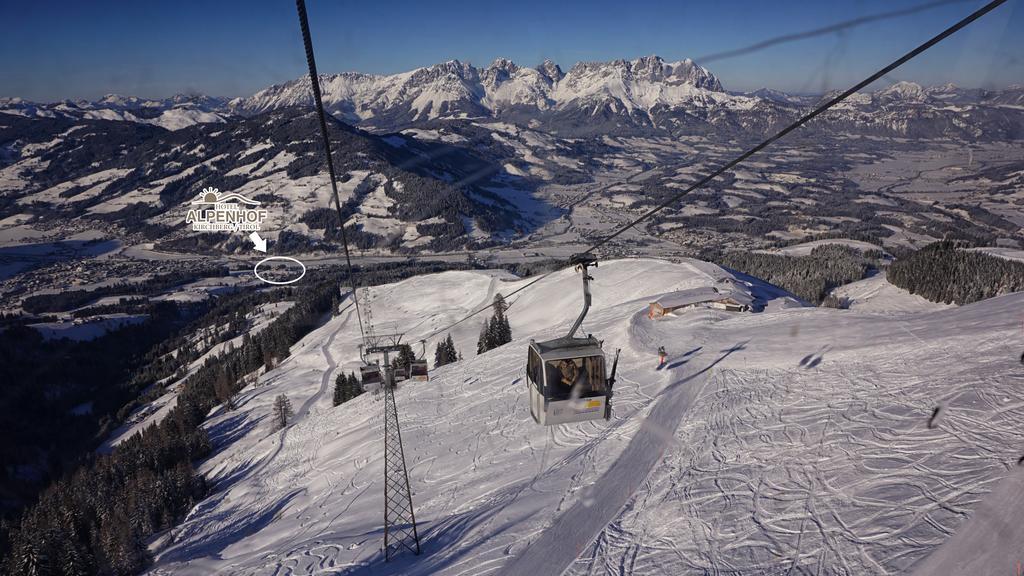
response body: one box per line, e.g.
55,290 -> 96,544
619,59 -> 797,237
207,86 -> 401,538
15,540 -> 44,576
347,372 -> 362,400
435,333 -> 459,367
391,344 -> 416,375
262,346 -> 275,371
485,316 -> 497,351
497,314 -> 511,346
214,368 -> 236,410
444,333 -> 458,364
333,373 -> 345,406
486,293 -> 512,348
434,340 -> 446,368
477,322 -> 489,354
273,395 -> 293,430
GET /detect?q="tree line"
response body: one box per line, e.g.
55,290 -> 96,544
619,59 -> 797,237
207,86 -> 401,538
477,294 -> 512,353
888,241 -> 1024,304
333,372 -> 363,407
708,244 -> 875,305
433,334 -> 459,368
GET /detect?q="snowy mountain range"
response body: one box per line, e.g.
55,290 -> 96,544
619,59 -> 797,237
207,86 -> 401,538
232,56 -> 731,125
5,56 -> 1024,138
0,94 -> 231,131
226,56 -> 1024,138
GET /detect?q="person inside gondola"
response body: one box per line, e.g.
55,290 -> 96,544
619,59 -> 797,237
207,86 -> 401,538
558,358 -> 592,398
558,359 -> 578,390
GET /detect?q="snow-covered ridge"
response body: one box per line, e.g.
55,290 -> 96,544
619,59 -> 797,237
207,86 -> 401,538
224,67 -> 1024,139
230,55 -> 733,122
224,58 -> 1024,134
0,94 -> 231,130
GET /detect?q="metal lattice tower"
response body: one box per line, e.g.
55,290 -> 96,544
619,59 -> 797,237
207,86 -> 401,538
367,343 -> 421,561
382,367 -> 421,560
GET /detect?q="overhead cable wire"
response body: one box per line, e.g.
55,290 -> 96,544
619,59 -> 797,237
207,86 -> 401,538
420,271 -> 554,343
695,0 -> 973,64
295,0 -> 367,339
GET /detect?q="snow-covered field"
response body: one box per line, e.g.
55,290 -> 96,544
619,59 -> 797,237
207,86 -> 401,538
757,238 -> 886,257
29,313 -> 148,341
830,272 -> 951,315
145,259 -> 1024,575
968,246 -> 1024,263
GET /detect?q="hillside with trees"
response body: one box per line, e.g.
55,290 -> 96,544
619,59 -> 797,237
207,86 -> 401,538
434,334 -> 459,368
708,244 -> 877,305
2,276 -> 339,575
477,294 -> 512,353
888,241 -> 1024,304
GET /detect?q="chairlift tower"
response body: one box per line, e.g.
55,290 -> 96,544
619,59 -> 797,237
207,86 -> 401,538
362,287 -> 376,340
365,335 -> 421,560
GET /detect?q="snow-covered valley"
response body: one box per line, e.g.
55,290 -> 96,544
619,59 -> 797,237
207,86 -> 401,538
144,259 -> 1024,575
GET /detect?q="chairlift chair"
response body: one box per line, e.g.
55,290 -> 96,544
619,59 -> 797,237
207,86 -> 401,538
526,254 -> 619,425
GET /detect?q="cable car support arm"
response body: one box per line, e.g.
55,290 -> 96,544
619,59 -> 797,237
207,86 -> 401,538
567,254 -> 598,339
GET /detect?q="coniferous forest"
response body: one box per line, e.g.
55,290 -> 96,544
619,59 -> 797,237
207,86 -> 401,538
709,244 -> 877,305
477,294 -> 512,354
333,372 -> 363,406
2,277 -> 339,575
434,334 -> 459,368
711,241 -> 1022,307
888,241 -> 1024,304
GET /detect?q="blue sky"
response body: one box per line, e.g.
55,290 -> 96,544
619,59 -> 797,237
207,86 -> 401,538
1,0 -> 1020,101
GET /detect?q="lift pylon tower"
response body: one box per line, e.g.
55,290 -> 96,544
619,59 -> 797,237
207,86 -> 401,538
366,339 -> 421,561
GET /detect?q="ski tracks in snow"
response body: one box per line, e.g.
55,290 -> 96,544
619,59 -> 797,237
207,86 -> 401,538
564,340 -> 1024,575
500,343 -> 741,576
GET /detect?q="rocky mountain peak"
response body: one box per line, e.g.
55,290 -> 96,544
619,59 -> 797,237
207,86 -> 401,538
537,59 -> 564,83
877,81 -> 928,103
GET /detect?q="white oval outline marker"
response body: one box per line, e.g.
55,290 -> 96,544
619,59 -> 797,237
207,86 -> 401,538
253,256 -> 306,285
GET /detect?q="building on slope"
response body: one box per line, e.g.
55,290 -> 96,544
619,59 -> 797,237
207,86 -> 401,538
648,284 -> 754,317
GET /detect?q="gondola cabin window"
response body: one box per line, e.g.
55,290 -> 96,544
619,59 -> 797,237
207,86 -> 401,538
527,348 -> 543,391
545,356 -> 605,400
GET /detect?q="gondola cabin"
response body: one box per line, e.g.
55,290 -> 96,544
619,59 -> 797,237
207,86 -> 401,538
360,364 -> 382,393
393,364 -> 408,383
409,359 -> 429,381
527,335 -> 610,425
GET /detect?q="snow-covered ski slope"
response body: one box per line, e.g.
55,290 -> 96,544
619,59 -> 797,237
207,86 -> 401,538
147,259 -> 1024,576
